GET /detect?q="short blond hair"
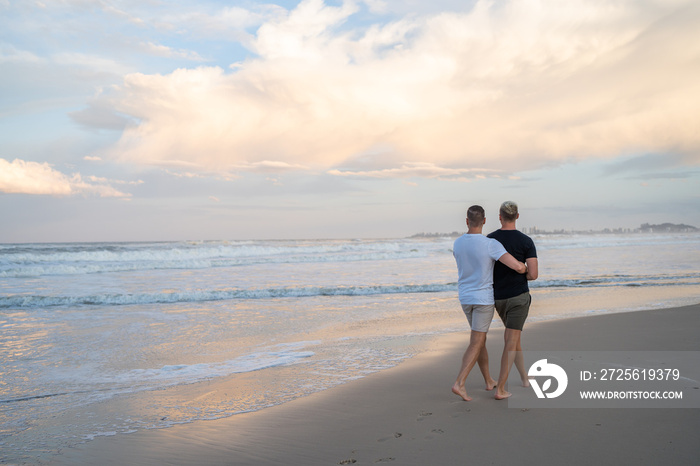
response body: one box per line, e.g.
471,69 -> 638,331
499,201 -> 518,222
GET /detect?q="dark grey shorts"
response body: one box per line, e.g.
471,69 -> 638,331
495,292 -> 531,330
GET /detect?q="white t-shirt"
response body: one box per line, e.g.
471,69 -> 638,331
453,233 -> 507,305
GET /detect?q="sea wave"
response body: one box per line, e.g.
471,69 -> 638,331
2,272 -> 698,309
532,273 -> 700,288
0,283 -> 456,309
0,240 -> 444,278
533,232 -> 700,250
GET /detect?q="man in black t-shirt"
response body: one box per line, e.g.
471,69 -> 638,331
487,201 -> 538,400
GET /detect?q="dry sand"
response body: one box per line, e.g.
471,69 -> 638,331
48,304 -> 700,465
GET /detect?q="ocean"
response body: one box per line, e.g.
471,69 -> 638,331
1,233 -> 699,462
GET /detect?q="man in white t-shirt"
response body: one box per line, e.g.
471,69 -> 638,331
451,205 -> 527,401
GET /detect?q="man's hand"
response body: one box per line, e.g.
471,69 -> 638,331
498,253 -> 527,274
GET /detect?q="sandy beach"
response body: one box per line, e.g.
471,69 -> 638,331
44,304 -> 700,466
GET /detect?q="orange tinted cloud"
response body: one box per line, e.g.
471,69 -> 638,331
0,158 -> 131,198
98,0 -> 700,177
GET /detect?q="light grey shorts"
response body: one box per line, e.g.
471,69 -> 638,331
461,304 -> 495,333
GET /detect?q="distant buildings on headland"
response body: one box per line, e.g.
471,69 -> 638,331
525,223 -> 699,235
638,223 -> 699,233
410,223 -> 698,238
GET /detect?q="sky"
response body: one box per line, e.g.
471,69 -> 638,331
1,0 -> 699,242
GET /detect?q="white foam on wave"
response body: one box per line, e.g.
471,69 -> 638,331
5,272 -> 699,309
0,238 -> 448,278
0,283 -> 455,309
532,272 -> 700,289
534,232 -> 700,250
5,270 -> 699,309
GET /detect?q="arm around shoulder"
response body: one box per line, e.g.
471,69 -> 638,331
498,253 -> 527,274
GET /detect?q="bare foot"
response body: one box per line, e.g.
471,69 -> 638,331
494,390 -> 512,400
452,383 -> 473,401
521,377 -> 531,388
485,378 -> 498,391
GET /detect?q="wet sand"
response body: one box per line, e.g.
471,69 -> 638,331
48,304 -> 700,465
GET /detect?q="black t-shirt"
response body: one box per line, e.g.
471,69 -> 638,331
487,229 -> 537,300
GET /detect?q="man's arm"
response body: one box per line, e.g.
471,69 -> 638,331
526,257 -> 538,280
498,253 -> 527,274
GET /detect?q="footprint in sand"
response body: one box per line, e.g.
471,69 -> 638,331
450,407 -> 472,418
425,428 -> 445,440
377,432 -> 402,442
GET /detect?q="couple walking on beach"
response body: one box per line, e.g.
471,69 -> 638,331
451,201 -> 538,401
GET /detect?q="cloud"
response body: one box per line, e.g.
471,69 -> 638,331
236,160 -> 309,172
93,0 -> 700,178
51,52 -> 127,75
142,42 -> 205,61
0,158 -> 131,197
626,171 -> 697,181
0,43 -> 42,64
603,153 -> 694,176
328,162 -> 499,179
70,103 -> 134,131
150,3 -> 284,43
1,43 -> 130,120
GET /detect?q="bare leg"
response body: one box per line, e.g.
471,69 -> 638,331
515,338 -> 529,387
452,330 -> 487,401
495,328 -> 521,400
477,345 -> 498,390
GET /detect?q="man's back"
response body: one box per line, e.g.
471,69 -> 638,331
453,234 -> 506,305
487,229 -> 537,300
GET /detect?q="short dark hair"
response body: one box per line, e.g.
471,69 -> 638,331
467,205 -> 485,225
499,201 -> 518,222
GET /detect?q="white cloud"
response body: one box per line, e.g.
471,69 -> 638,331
97,0 -> 700,177
360,0 -> 388,14
0,42 -> 42,63
0,158 -> 131,197
51,52 -> 126,74
143,42 -> 205,61
237,160 -> 309,172
152,4 -> 282,42
328,162 -> 499,179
